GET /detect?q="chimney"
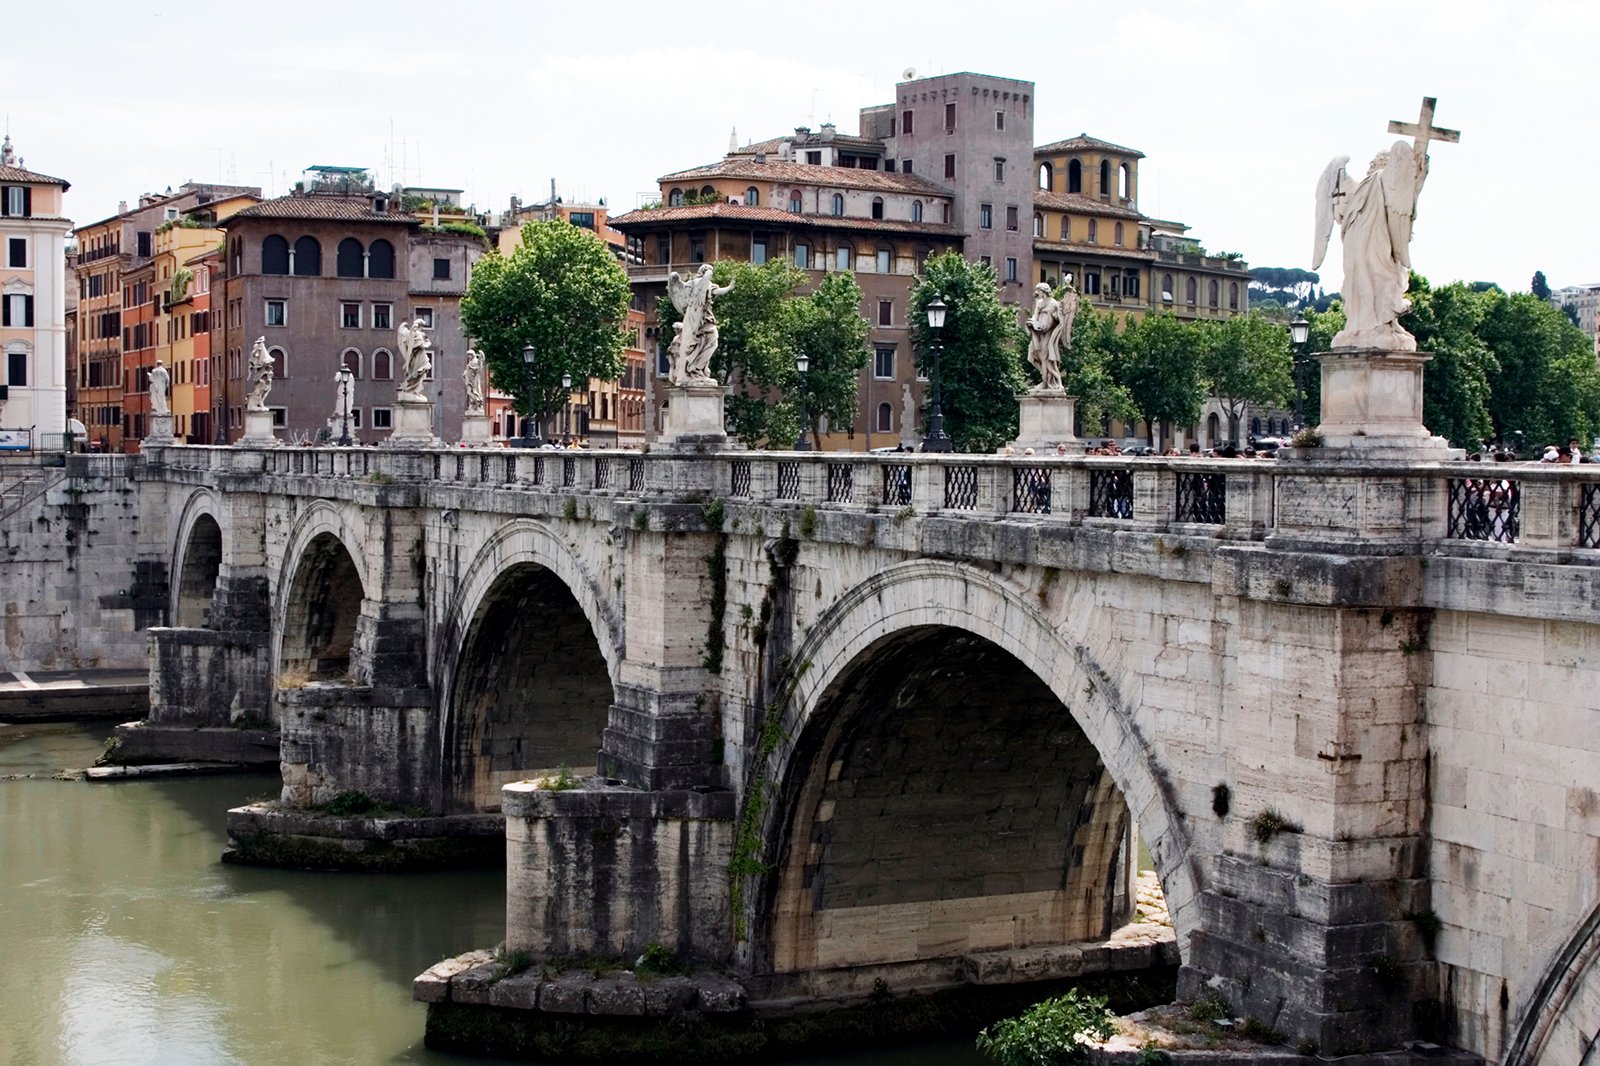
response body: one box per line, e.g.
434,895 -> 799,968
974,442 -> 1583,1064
118,200 -> 129,215
820,122 -> 836,141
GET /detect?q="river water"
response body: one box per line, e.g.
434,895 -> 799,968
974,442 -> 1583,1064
0,722 -> 983,1066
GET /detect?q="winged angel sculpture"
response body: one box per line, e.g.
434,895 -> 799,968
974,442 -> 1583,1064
665,264 -> 733,386
1312,139 -> 1427,351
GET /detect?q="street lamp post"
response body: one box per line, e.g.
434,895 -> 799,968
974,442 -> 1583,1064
793,351 -> 812,451
922,295 -> 951,453
1289,315 -> 1311,430
561,372 -> 574,443
518,345 -> 542,448
335,363 -> 354,446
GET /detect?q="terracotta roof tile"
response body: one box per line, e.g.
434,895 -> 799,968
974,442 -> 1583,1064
659,158 -> 950,197
222,196 -> 415,225
1034,134 -> 1145,159
0,163 -> 70,189
609,202 -> 962,238
1034,191 -> 1145,221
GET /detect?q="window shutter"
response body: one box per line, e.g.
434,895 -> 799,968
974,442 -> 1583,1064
0,187 -> 10,217
1,297 -> 8,327
23,188 -> 32,216
24,295 -> 34,327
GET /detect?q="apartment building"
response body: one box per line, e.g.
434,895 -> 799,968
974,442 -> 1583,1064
0,136 -> 72,446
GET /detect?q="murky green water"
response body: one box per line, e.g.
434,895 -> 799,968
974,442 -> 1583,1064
0,722 -> 983,1066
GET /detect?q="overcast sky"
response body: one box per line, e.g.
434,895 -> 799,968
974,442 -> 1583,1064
9,0 -> 1595,294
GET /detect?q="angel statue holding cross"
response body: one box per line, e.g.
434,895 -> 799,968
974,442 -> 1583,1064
1313,97 -> 1459,352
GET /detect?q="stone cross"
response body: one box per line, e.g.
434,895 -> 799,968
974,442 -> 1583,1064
1387,96 -> 1460,167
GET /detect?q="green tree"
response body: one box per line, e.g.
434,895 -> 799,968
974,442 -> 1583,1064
1061,304 -> 1136,436
1113,311 -> 1207,447
1297,302 -> 1346,425
975,989 -> 1116,1066
1202,312 -> 1293,443
1401,275 -> 1495,448
910,252 -> 1028,452
461,220 -> 631,430
788,270 -> 870,445
1478,291 -> 1600,450
1531,270 -> 1552,301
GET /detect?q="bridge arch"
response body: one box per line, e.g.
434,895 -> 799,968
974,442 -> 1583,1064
1505,898 -> 1600,1066
750,559 -> 1197,979
439,519 -> 623,813
169,488 -> 224,628
274,501 -> 370,684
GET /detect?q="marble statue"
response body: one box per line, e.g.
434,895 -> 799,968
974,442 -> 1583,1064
148,360 -> 171,416
665,264 -> 734,385
463,348 -> 486,416
1313,97 -> 1459,351
901,383 -> 916,434
246,337 -> 274,411
1025,279 -> 1075,392
397,318 -> 433,401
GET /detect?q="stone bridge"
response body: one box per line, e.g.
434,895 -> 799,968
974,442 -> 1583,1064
123,440 -> 1600,1062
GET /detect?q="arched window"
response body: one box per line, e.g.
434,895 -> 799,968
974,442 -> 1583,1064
372,349 -> 393,380
835,244 -> 853,272
270,346 -> 288,379
261,235 -> 289,275
871,197 -> 884,220
876,246 -> 891,273
1068,160 -> 1082,194
336,238 -> 364,278
1162,273 -> 1175,302
1033,212 -> 1043,237
292,236 -> 321,276
1228,282 -> 1240,311
1099,159 -> 1111,198
1119,162 -> 1131,199
744,186 -> 759,206
831,193 -> 844,216
1208,279 -> 1220,308
1087,219 -> 1097,243
341,348 -> 362,379
1037,162 -> 1053,191
368,239 -> 395,279
1185,277 -> 1198,306
669,188 -> 684,207
1207,413 -> 1220,444
794,242 -> 810,269
789,191 -> 803,213
1250,417 -> 1261,436
912,200 -> 923,223
1114,221 -> 1124,246
1061,215 -> 1071,241
700,185 -> 714,199
877,402 -> 893,433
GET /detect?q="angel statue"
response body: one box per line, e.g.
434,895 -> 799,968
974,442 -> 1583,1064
1313,140 -> 1428,352
462,348 -> 486,416
1025,278 -> 1076,392
666,264 -> 734,385
246,337 -> 275,410
397,318 -> 434,401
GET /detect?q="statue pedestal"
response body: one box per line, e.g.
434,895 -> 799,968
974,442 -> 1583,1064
238,408 -> 279,447
658,382 -> 733,451
145,413 -> 176,445
460,414 -> 491,445
1007,390 -> 1086,454
1313,348 -> 1462,460
383,398 -> 440,448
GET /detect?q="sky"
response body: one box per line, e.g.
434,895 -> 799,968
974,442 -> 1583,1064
7,0 -> 1597,295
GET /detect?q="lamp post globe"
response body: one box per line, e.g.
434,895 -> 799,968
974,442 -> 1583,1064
335,364 -> 354,447
519,345 -> 541,448
793,351 -> 812,451
922,295 -> 952,453
1289,315 -> 1310,430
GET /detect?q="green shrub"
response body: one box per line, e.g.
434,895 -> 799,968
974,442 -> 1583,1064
975,989 -> 1115,1065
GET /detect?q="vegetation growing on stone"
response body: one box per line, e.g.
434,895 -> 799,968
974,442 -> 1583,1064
974,988 -> 1116,1065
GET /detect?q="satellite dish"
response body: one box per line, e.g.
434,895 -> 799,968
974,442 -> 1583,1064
902,67 -> 917,81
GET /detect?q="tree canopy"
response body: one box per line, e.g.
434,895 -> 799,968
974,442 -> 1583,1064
1531,270 -> 1552,301
1112,312 -> 1208,446
1201,312 -> 1294,440
461,220 -> 632,423
910,253 -> 1028,452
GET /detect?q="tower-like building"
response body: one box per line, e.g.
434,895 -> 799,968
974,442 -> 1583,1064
0,135 -> 72,444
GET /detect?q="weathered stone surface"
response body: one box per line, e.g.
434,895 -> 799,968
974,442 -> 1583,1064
586,974 -> 645,1016
449,962 -> 499,1006
696,975 -> 747,1013
412,951 -> 488,1003
537,973 -> 590,1013
641,975 -> 698,1015
486,972 -> 542,1010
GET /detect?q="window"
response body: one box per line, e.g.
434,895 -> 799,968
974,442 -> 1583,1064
261,235 -> 289,275
1099,160 -> 1111,199
835,245 -> 853,272
1087,219 -> 1098,243
902,110 -> 913,135
1120,162 -> 1132,200
137,231 -> 152,258
7,238 -> 25,268
944,154 -> 956,180
980,255 -> 992,268
945,102 -> 956,131
264,299 -> 286,327
341,302 -> 361,328
373,303 -> 392,330
292,235 -> 321,276
1061,216 -> 1071,241
350,407 -> 362,429
372,349 -> 393,380
1186,277 -> 1198,306
341,349 -> 362,378
690,237 -> 705,262
1005,258 -> 1018,282
789,191 -> 803,214
830,193 -> 844,216
1115,222 -> 1125,247
1068,160 -> 1082,194
1006,205 -> 1018,231
994,158 -> 1006,182
656,236 -> 671,264
1229,283 -> 1240,311
794,243 -> 810,269
1,186 -> 29,217
876,247 -> 891,273
372,408 -> 393,429
744,187 -> 759,206
569,211 -> 595,229
336,238 -> 364,277
805,151 -> 822,166
878,301 -> 893,327
871,197 -> 884,220
874,347 -> 895,379
877,402 -> 893,432
433,257 -> 451,281
1038,162 -> 1053,191
1209,279 -> 1220,308
7,350 -> 26,386
903,159 -> 913,175
995,110 -> 1005,131
668,187 -> 684,207
979,203 -> 993,230
1083,271 -> 1101,296
270,346 -> 288,379
368,239 -> 395,279
0,294 -> 29,328
752,239 -> 768,266
413,307 -> 434,329
1125,271 -> 1141,299
912,200 -> 923,223
1162,274 -> 1174,301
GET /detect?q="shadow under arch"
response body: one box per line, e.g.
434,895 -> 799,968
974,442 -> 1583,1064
748,558 -> 1197,978
271,501 -> 372,684
169,487 -> 223,627
437,520 -> 623,813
